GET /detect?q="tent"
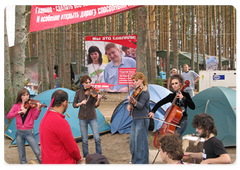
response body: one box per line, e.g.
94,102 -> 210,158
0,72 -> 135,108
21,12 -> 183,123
110,84 -> 171,134
182,86 -> 236,147
156,50 -> 229,69
5,88 -> 110,147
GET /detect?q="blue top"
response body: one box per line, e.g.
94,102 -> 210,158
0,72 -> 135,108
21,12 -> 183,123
102,56 -> 136,91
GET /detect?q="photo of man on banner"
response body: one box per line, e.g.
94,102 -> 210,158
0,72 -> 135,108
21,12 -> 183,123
85,35 -> 137,92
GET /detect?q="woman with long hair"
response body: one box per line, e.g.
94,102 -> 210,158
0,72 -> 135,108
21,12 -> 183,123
7,88 -> 44,164
127,72 -> 150,164
87,46 -> 106,83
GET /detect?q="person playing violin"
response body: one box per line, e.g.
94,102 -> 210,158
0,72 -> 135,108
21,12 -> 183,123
149,74 -> 195,136
6,88 -> 44,164
73,75 -> 102,159
158,133 -> 184,164
127,72 -> 150,164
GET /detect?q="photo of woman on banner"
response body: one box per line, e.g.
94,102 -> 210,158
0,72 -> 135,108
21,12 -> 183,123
87,46 -> 106,84
102,43 -> 136,92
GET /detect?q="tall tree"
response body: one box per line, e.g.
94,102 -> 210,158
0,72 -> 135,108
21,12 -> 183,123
136,6 -> 149,80
4,8 -> 14,115
12,5 -> 27,98
172,5 -> 179,69
191,5 -> 195,70
230,6 -> 236,69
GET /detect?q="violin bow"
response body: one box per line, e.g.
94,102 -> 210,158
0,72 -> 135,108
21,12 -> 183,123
137,117 -> 181,128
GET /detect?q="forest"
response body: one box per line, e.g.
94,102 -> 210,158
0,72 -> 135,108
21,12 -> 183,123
4,5 -> 236,112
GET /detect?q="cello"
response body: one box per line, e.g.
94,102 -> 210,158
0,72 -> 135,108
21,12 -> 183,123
153,80 -> 190,148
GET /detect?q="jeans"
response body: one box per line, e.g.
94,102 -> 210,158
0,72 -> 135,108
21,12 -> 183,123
129,118 -> 150,164
184,89 -> 194,98
176,118 -> 188,136
79,119 -> 102,157
16,129 -> 41,164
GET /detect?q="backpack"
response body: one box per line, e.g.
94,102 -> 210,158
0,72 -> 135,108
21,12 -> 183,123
85,153 -> 110,164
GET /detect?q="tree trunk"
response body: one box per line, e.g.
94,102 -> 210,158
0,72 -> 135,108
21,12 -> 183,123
12,5 -> 27,98
149,5 -> 157,83
65,24 -> 72,89
136,6 -> 149,80
191,6 -> 195,70
230,6 -> 236,69
218,6 -> 222,70
166,6 -> 170,80
4,8 -> 14,116
172,5 -> 179,69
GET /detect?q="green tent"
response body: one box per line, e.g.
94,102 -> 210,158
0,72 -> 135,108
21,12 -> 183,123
182,86 -> 236,147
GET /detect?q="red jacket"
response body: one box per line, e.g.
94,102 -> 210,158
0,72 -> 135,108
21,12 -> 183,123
7,103 -> 41,130
39,111 -> 81,164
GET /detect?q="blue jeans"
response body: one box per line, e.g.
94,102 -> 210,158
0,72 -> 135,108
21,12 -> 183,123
16,129 -> 41,164
176,118 -> 188,136
79,119 -> 102,157
129,119 -> 150,164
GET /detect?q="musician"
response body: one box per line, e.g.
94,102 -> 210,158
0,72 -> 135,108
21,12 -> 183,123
127,72 -> 150,164
39,90 -> 82,164
158,133 -> 184,164
149,74 -> 195,136
73,75 -> 102,158
7,88 -> 43,164
184,113 -> 231,164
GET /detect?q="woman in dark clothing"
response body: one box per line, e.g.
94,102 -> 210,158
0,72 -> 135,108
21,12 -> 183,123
73,75 -> 102,158
127,72 -> 150,164
149,74 -> 195,136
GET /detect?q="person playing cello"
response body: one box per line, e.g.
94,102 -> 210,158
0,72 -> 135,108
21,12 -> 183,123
149,74 -> 195,136
127,72 -> 150,164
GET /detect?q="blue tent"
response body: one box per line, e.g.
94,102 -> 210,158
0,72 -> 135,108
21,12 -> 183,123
110,84 -> 171,134
5,88 -> 110,147
182,86 -> 236,147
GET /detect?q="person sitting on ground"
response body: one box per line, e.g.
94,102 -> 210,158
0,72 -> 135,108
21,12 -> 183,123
184,113 -> 231,164
158,133 -> 184,164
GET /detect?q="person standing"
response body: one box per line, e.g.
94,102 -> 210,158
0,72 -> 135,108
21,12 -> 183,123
181,64 -> 200,98
103,43 -> 136,92
158,133 -> 184,164
7,88 -> 43,164
87,46 -> 106,84
184,113 -> 231,164
73,75 -> 102,158
167,68 -> 178,92
149,74 -> 195,136
127,72 -> 150,164
39,90 -> 82,164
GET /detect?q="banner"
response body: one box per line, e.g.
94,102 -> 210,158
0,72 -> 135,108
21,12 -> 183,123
85,35 -> 137,92
30,5 -> 141,32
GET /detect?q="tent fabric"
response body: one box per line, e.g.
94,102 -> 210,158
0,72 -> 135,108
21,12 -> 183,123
5,88 -> 110,147
156,50 -> 229,67
182,86 -> 236,147
110,84 -> 171,134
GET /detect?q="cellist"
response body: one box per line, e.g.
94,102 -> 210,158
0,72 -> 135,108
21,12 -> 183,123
149,74 -> 195,136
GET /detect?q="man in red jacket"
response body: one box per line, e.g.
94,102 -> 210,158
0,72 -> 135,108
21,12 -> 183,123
39,90 -> 82,164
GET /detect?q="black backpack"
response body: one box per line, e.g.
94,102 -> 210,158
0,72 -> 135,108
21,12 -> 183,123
85,153 -> 110,164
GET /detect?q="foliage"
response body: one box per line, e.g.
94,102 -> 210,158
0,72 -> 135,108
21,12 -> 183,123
152,78 -> 164,86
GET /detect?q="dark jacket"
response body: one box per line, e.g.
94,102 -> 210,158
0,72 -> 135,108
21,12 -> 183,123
73,87 -> 97,120
151,91 -> 195,119
131,86 -> 150,119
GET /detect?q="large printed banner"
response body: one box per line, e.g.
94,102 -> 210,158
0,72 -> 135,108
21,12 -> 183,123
30,5 -> 141,32
86,35 -> 137,92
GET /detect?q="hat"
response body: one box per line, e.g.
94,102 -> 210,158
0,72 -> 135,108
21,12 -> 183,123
171,68 -> 177,73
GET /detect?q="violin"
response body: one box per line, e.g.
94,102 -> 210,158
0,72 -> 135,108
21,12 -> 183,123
85,86 -> 107,100
130,86 -> 143,101
24,99 -> 47,109
153,80 -> 190,148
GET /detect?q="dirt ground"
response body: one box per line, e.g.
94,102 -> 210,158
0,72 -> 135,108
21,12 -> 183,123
4,92 -> 236,164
